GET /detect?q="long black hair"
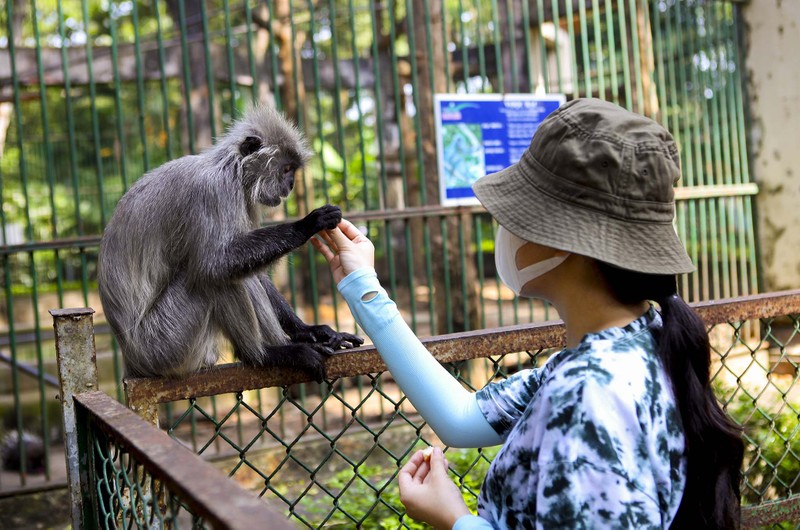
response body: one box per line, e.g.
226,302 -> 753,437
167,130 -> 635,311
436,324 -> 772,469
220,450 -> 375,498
596,261 -> 744,529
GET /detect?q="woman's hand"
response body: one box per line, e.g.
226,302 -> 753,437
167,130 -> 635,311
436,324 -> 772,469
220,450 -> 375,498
312,218 -> 375,283
398,447 -> 472,529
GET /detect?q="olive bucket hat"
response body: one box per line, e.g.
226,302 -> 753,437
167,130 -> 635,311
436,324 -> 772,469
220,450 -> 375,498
472,97 -> 694,275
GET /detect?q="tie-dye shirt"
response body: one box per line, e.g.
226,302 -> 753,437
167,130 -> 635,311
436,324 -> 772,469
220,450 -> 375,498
474,307 -> 686,529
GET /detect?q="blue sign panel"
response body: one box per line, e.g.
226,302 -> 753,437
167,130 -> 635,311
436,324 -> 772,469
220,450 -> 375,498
434,94 -> 565,206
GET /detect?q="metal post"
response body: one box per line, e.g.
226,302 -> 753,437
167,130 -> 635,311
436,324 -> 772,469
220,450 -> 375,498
51,307 -> 97,530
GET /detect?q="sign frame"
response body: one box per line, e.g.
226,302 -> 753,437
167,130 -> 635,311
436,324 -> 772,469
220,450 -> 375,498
434,93 -> 566,206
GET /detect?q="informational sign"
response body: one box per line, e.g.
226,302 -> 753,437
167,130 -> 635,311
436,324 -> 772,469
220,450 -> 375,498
434,93 -> 566,206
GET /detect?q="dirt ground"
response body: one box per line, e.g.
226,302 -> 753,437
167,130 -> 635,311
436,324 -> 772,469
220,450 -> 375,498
0,488 -> 71,529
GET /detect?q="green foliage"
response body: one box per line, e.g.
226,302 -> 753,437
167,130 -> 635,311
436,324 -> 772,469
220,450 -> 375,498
725,390 -> 800,505
286,446 -> 500,528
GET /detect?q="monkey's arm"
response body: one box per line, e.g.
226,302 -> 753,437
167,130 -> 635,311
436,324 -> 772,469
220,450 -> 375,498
260,276 -> 363,350
195,205 -> 343,284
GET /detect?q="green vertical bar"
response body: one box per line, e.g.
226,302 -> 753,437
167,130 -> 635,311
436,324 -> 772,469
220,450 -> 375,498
536,0 -> 550,91
672,2 -> 700,301
307,0 -> 330,201
2,253 -> 26,485
346,0 -> 369,210
109,0 -> 132,181
402,0 -> 436,334
243,0 -> 259,103
403,0 -> 427,205
491,222 -> 503,327
458,221 -> 469,330
687,2 -> 710,299
712,4 -> 734,298
563,0 -> 578,99
266,0 -> 282,110
177,0 -> 196,154
56,0 -> 91,306
490,0 -> 505,93
628,0 -> 645,113
658,1 -> 689,297
222,0 -> 239,117
475,0 -> 488,90
298,0 -> 319,322
369,0 -> 389,210
199,0 -> 218,140
387,0 -> 409,200
616,0 -> 632,109
705,4 -> 726,297
578,0 -> 592,96
474,216 -> 486,330
719,5 -> 740,297
550,0 -> 563,93
131,0 -> 150,171
505,0 -> 519,90
404,220 -> 417,333
517,0 -> 532,93
605,0 -> 619,105
652,0 -> 668,127
457,0 -> 469,86
29,0 -> 65,309
731,5 -> 758,295
591,0 -> 605,98
326,0 -> 350,208
440,218 -> 453,333
289,0 -> 306,322
1,0 -> 29,478
80,0 -> 109,227
440,0 -> 452,93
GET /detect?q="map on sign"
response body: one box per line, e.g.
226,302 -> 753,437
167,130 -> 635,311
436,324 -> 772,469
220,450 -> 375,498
434,94 -> 566,206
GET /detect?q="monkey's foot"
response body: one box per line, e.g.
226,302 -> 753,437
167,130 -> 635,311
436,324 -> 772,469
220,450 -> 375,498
249,343 -> 335,383
291,324 -> 364,350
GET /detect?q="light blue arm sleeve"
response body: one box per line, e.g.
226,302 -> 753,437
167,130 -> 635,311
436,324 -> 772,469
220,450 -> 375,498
338,268 -> 503,449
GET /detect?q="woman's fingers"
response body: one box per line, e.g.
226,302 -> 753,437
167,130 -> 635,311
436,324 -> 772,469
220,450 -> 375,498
338,218 -> 366,241
328,225 -> 355,248
311,237 -> 335,262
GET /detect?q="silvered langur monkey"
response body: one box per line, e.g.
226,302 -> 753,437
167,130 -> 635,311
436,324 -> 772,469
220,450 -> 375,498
98,106 -> 363,382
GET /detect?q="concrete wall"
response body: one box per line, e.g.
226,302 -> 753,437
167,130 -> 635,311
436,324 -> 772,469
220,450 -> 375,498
742,0 -> 800,291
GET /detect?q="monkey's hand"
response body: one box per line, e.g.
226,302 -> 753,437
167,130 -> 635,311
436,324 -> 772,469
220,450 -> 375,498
296,205 -> 342,238
291,324 -> 364,350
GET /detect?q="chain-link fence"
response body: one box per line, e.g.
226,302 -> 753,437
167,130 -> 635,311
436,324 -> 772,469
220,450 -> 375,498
84,290 -> 798,529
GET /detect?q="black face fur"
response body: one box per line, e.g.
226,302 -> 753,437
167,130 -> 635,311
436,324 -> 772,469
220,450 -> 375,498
239,137 -> 304,207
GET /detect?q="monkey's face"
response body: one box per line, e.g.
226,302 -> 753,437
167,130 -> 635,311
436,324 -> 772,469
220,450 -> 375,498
239,136 -> 303,207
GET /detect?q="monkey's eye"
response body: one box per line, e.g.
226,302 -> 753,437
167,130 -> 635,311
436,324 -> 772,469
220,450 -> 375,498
239,136 -> 262,157
283,163 -> 297,176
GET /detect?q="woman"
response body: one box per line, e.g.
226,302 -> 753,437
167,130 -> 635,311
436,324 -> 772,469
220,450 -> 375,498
312,98 -> 743,529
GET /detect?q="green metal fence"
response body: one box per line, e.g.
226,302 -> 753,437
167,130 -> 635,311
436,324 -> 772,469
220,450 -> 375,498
1,0 -> 760,495
54,292 -> 800,528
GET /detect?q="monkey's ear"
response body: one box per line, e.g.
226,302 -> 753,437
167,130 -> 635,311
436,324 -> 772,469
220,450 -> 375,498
239,136 -> 263,157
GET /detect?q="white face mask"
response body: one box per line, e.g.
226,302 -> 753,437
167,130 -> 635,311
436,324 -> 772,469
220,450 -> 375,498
494,226 -> 570,297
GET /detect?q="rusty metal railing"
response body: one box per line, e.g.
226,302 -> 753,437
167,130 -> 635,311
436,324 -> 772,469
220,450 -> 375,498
52,308 -> 297,529
56,290 -> 800,528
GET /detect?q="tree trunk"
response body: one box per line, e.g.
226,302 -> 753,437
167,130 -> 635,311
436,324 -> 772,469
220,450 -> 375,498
411,0 -> 480,334
636,2 -> 660,119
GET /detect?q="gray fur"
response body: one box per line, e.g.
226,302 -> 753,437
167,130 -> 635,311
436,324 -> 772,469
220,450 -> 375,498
98,105 -> 362,380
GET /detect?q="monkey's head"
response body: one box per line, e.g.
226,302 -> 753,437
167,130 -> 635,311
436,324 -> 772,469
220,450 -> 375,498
226,105 -> 313,207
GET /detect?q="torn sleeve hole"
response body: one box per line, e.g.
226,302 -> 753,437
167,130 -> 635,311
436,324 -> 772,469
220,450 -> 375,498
361,291 -> 378,302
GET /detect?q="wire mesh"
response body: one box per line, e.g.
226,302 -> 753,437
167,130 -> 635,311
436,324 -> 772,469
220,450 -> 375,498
140,311 -> 800,528
162,350 -> 549,528
86,415 -> 208,529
